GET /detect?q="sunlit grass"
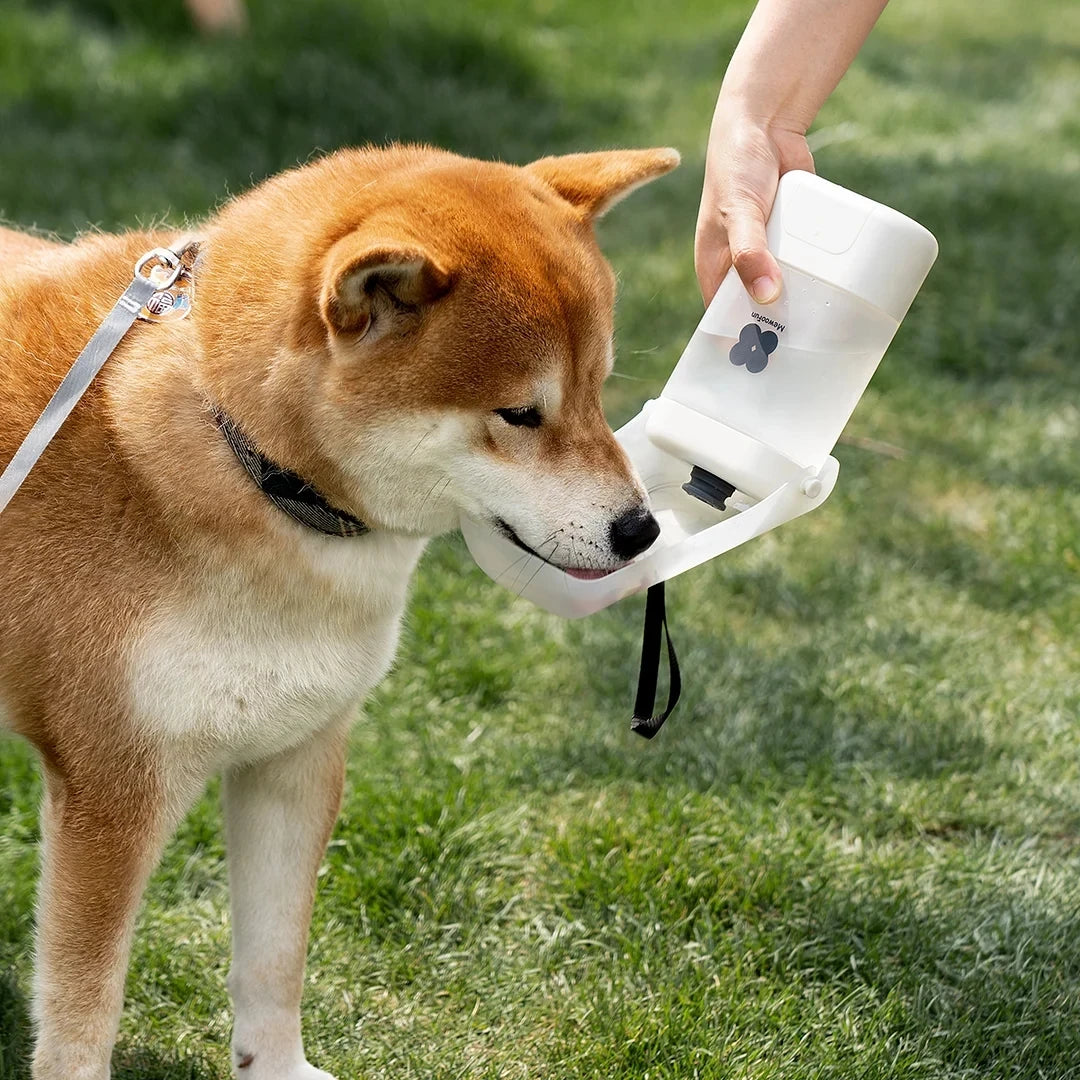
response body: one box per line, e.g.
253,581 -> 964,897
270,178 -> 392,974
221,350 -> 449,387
2,0 -> 1079,1076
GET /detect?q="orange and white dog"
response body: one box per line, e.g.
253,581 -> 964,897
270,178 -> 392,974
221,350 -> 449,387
0,144 -> 677,1079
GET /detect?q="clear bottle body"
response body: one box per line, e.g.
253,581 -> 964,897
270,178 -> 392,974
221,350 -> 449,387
661,262 -> 900,469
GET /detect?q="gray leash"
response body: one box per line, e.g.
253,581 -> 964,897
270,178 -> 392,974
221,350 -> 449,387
0,244 -> 195,515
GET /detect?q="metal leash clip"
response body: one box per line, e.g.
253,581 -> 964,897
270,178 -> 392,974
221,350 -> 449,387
135,241 -> 199,323
0,238 -> 202,515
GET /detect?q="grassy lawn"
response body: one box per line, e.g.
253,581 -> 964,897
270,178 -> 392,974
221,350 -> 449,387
2,0 -> 1079,1076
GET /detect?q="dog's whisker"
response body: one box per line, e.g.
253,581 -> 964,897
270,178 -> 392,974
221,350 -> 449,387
508,531 -> 558,590
516,543 -> 557,599
507,552 -> 536,591
639,470 -> 674,489
422,474 -> 453,511
506,529 -> 560,592
404,427 -> 434,465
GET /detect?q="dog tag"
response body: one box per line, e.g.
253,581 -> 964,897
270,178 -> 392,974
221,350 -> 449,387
138,269 -> 194,323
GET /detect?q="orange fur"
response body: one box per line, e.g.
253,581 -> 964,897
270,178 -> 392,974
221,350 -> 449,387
0,143 -> 678,1079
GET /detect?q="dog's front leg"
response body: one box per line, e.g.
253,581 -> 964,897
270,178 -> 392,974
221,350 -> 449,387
223,723 -> 348,1080
32,761 -> 168,1080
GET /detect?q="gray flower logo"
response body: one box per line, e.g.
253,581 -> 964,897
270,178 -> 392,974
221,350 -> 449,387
729,323 -> 778,373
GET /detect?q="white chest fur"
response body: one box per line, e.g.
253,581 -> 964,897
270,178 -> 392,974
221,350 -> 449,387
128,531 -> 425,768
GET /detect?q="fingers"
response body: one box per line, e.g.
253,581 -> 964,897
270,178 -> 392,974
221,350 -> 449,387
694,216 -> 731,306
695,196 -> 782,307
725,199 -> 782,304
695,112 -> 813,308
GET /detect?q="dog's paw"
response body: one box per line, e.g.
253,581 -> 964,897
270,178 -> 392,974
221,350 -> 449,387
285,1066 -> 336,1080
297,1067 -> 337,1080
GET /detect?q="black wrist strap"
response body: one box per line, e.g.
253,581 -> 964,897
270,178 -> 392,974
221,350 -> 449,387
631,582 -> 682,739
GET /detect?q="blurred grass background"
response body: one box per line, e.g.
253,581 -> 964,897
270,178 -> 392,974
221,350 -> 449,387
1,0 -> 1079,1076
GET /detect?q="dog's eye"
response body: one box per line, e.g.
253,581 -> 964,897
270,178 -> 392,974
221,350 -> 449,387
494,406 -> 542,428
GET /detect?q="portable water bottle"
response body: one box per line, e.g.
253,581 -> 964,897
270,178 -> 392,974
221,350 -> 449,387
461,171 -> 939,620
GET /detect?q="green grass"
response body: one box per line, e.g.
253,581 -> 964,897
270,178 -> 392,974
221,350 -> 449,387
2,0 -> 1080,1076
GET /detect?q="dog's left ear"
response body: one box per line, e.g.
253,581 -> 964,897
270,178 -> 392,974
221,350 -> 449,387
526,147 -> 680,221
321,239 -> 452,338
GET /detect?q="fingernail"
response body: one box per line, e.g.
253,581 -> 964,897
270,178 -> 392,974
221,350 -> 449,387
751,276 -> 779,304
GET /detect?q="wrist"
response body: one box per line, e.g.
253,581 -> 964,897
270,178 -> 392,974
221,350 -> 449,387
712,86 -> 811,140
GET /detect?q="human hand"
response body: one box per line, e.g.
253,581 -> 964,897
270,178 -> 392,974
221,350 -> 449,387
694,102 -> 815,306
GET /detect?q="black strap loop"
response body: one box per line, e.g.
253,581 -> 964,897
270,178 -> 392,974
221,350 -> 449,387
631,582 -> 682,739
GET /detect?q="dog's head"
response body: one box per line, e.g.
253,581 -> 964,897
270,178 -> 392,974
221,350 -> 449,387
200,146 -> 679,577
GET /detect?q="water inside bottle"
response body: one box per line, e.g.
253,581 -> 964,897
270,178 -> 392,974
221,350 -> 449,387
663,264 -> 900,468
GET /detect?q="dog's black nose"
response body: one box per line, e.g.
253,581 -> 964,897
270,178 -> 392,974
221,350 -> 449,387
609,506 -> 660,561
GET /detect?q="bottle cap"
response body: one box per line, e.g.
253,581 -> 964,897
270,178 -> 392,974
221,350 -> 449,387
769,171 -> 939,323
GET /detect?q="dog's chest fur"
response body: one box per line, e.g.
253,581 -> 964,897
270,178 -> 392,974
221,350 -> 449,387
128,530 -> 426,767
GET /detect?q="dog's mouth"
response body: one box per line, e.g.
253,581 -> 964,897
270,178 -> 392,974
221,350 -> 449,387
494,519 -> 625,581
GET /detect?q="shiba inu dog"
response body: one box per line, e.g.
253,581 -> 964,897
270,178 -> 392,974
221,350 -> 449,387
0,143 -> 678,1079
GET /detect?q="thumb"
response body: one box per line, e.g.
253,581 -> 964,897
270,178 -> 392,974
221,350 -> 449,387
726,200 -> 782,304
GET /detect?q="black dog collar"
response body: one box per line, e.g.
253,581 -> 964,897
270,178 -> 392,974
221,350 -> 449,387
212,405 -> 681,737
212,406 -> 369,538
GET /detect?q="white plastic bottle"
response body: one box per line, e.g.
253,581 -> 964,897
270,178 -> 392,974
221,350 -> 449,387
649,169 -> 939,501
461,170 -> 939,617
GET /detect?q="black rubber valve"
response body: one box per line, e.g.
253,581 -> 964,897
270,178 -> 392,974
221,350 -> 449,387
682,466 -> 737,512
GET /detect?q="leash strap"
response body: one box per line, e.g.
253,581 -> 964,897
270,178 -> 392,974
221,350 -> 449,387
630,581 -> 682,739
0,247 -> 188,515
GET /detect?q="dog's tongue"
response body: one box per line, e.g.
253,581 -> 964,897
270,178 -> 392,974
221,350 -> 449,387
563,565 -> 620,581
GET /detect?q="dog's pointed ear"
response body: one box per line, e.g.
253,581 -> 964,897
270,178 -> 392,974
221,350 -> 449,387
525,147 -> 680,220
321,239 -> 452,337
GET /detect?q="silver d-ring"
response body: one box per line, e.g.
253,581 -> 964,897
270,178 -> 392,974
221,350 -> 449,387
133,247 -> 183,291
